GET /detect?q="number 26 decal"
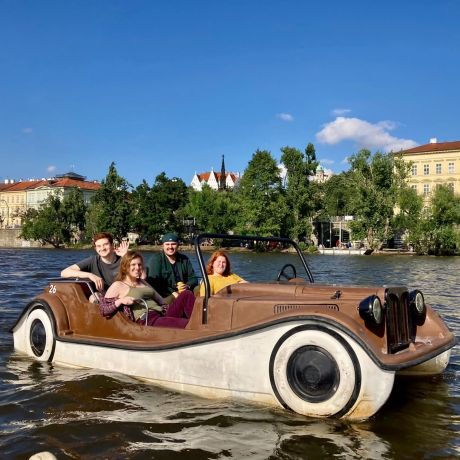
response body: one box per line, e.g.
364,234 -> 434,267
49,284 -> 57,294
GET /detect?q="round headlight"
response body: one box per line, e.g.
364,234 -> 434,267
359,295 -> 384,325
409,290 -> 426,317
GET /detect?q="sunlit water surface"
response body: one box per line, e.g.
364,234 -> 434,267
0,249 -> 458,459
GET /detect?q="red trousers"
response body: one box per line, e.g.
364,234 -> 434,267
136,290 -> 195,328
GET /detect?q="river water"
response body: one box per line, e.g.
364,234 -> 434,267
0,249 -> 458,459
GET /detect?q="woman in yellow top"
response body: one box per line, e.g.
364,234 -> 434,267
200,250 -> 246,296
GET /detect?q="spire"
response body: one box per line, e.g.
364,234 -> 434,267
219,154 -> 226,190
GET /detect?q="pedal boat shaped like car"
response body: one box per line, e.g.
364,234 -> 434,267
11,234 -> 456,420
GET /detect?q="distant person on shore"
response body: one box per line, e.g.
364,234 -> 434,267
61,232 -> 129,300
146,232 -> 198,298
100,251 -> 195,328
199,250 -> 246,296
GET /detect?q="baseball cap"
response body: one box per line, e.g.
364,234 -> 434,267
162,232 -> 179,243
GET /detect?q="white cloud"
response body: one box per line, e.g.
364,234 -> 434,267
332,108 -> 351,116
47,165 -> 57,173
22,127 -> 33,134
316,117 -> 418,152
277,113 -> 294,122
319,158 -> 335,165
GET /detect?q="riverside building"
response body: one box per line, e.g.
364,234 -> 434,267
0,172 -> 100,228
400,138 -> 460,199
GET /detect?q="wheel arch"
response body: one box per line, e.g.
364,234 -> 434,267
11,295 -> 69,336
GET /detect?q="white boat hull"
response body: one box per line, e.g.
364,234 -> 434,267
396,349 -> 451,376
13,313 -> 396,420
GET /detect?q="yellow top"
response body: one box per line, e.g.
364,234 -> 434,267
199,273 -> 244,296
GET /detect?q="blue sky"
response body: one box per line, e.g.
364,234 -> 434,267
1,0 -> 459,187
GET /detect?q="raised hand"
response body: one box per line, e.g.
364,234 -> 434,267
115,239 -> 130,257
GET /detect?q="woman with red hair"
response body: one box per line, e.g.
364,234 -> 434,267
199,250 -> 246,296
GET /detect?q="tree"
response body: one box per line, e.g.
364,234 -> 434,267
234,149 -> 288,236
185,185 -> 237,234
90,162 -> 132,240
61,188 -> 87,240
410,185 -> 460,255
280,143 -> 319,242
318,172 -> 353,218
392,185 -> 423,248
130,173 -> 188,242
345,149 -> 408,249
20,190 -> 87,247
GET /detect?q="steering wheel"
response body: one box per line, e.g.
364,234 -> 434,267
277,263 -> 297,281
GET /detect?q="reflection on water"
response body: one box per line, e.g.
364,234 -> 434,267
0,249 -> 459,458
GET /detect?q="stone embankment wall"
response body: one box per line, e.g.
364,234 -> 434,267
0,229 -> 42,248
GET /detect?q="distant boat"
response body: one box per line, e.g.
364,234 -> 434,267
318,247 -> 374,255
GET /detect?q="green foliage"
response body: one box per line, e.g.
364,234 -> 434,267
130,173 -> 188,242
318,172 -> 352,218
393,186 -> 423,245
410,185 -> 460,255
61,188 -> 87,232
90,162 -> 133,240
234,149 -> 288,236
280,143 -> 319,242
20,189 -> 87,247
185,186 -> 236,234
345,149 -> 408,249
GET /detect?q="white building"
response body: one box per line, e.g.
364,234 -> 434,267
190,169 -> 240,191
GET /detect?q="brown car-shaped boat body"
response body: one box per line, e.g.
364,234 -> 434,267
11,234 -> 456,420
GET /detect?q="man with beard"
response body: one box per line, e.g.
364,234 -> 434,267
146,232 -> 198,298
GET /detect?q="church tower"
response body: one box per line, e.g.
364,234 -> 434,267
219,154 -> 226,190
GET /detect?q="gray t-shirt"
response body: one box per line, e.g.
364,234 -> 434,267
76,255 -> 121,290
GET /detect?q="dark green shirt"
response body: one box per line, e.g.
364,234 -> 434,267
146,251 -> 198,297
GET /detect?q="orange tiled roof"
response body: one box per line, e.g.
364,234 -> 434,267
197,172 -> 238,182
197,172 -> 212,181
1,180 -> 47,191
1,178 -> 100,192
51,178 -> 101,190
401,141 -> 460,155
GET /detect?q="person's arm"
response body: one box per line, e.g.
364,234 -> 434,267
233,273 -> 247,283
101,283 -> 136,317
61,263 -> 105,291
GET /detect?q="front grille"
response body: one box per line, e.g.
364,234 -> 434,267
385,290 -> 411,353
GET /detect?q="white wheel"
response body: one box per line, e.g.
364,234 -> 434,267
270,325 -> 361,418
25,307 -> 55,362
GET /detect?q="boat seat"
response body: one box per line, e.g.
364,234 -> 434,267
48,278 -> 99,302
